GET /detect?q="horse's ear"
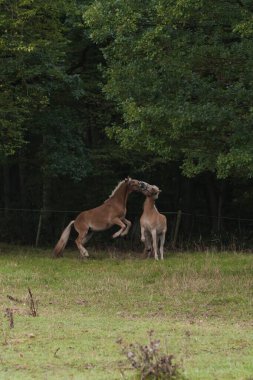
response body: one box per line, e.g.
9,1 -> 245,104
159,189 -> 162,193
124,176 -> 131,182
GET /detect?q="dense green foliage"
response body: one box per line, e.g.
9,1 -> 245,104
0,0 -> 100,179
0,0 -> 253,246
0,0 -> 69,155
85,0 -> 253,178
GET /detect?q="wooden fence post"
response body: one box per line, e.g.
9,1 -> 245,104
172,210 -> 182,249
35,209 -> 43,247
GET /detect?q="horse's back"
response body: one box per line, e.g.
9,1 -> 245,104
141,210 -> 167,234
74,201 -> 124,232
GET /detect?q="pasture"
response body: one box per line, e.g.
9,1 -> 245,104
0,245 -> 253,379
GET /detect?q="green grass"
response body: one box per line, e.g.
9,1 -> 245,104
0,244 -> 253,379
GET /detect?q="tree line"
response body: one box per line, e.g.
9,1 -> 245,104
0,0 -> 253,248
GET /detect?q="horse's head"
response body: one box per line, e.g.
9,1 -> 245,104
137,181 -> 161,198
148,185 -> 161,199
126,177 -> 158,196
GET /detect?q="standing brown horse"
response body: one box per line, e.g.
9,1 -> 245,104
53,177 -> 154,258
140,186 -> 167,260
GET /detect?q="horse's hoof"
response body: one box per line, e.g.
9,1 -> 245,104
52,252 -> 63,259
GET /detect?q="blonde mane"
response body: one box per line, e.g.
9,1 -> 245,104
104,180 -> 126,202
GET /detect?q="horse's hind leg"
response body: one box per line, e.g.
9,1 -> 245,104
75,226 -> 90,258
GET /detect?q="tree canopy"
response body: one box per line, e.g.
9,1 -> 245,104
85,0 -> 253,178
0,0 -> 71,154
0,0 -> 94,181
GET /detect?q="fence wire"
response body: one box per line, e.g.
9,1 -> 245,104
0,207 -> 252,250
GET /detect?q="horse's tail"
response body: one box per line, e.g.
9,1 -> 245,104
53,220 -> 75,257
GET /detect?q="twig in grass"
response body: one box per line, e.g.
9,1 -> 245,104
54,347 -> 60,358
5,308 -> 14,329
7,295 -> 23,304
27,288 -> 38,317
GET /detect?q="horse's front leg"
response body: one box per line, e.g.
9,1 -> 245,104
159,231 -> 166,260
120,218 -> 132,236
144,231 -> 154,258
140,226 -> 146,243
112,218 -> 126,238
151,229 -> 158,260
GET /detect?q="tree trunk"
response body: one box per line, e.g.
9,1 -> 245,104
18,154 -> 27,243
181,177 -> 194,234
217,180 -> 225,233
204,172 -> 219,234
3,160 -> 10,217
18,154 -> 26,208
36,176 -> 51,246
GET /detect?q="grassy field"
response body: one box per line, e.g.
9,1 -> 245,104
0,244 -> 253,379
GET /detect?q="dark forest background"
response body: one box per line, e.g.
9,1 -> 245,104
1,0 -> 253,251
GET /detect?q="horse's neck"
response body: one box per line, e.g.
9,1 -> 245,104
110,182 -> 129,207
143,197 -> 156,212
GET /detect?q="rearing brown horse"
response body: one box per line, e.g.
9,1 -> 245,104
53,177 -> 154,258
